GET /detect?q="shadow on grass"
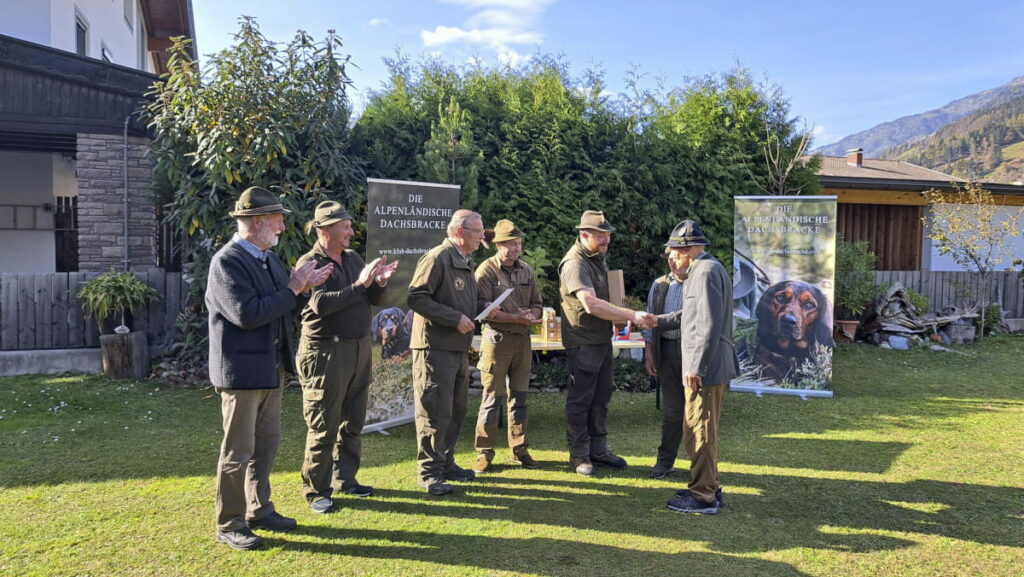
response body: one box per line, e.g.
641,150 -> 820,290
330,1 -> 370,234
278,528 -> 814,577
324,470 -> 1022,553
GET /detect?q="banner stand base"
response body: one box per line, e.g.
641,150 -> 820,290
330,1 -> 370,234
364,413 -> 414,435
729,384 -> 833,399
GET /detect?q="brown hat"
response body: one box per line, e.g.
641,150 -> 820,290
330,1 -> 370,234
664,220 -> 710,248
575,210 -> 615,232
229,186 -> 291,217
492,219 -> 525,243
310,200 -> 353,229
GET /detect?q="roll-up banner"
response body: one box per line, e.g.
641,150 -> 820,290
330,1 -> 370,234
732,196 -> 837,398
365,178 -> 461,358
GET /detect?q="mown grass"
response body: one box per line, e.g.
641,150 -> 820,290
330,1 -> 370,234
1,337 -> 1022,576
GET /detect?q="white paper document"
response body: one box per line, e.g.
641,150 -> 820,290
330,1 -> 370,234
475,287 -> 515,321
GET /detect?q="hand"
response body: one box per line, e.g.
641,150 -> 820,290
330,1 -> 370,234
683,372 -> 702,391
456,314 -> 476,334
288,259 -> 326,295
519,308 -> 542,326
306,262 -> 333,290
356,257 -> 382,288
374,256 -> 399,285
644,343 -> 658,377
632,311 -> 657,330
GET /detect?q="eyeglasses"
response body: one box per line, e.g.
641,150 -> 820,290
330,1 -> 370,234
462,227 -> 484,235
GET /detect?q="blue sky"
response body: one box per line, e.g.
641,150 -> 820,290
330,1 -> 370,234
193,0 -> 1024,150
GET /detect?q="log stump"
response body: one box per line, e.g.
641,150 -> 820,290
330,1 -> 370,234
100,332 -> 150,379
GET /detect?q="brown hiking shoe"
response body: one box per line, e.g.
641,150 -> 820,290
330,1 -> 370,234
510,451 -> 541,469
473,454 -> 492,473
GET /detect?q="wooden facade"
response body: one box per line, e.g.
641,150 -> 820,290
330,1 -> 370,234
838,203 -> 923,271
0,34 -> 154,139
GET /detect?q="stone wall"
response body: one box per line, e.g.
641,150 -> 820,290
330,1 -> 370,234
76,133 -> 157,272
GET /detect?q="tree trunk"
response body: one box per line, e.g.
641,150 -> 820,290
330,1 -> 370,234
100,332 -> 149,379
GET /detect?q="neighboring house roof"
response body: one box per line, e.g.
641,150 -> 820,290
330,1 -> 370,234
811,151 -> 1024,199
817,155 -> 965,183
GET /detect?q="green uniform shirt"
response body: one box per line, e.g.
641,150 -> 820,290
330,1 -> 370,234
296,242 -> 386,339
408,238 -> 479,351
558,239 -> 612,348
475,255 -> 543,336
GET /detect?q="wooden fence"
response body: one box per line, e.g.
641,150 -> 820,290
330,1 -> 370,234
1,270 -> 1020,352
0,272 -> 189,352
873,270 -> 1024,318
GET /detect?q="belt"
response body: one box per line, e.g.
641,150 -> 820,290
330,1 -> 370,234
302,334 -> 360,343
660,330 -> 681,340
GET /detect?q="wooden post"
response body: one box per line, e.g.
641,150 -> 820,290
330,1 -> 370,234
99,332 -> 149,379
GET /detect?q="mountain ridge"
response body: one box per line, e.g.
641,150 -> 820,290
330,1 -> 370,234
813,76 -> 1024,159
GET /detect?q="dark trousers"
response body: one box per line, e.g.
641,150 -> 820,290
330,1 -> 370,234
412,348 -> 470,482
655,337 -> 691,468
565,343 -> 615,459
296,336 -> 371,502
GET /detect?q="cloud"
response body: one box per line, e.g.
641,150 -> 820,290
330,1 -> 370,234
366,18 -> 388,27
421,0 -> 552,59
811,125 -> 838,148
421,26 -> 540,48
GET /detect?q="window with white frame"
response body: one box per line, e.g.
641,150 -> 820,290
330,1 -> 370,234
75,14 -> 88,56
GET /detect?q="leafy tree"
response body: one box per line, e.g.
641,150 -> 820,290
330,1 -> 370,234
925,181 -> 1024,337
417,97 -> 483,209
143,18 -> 359,363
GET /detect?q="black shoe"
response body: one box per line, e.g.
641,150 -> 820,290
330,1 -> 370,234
675,488 -> 725,508
443,464 -> 476,482
590,450 -> 628,468
667,493 -> 719,515
215,528 -> 264,550
344,484 -> 374,498
417,478 -> 454,496
510,451 -> 541,469
248,511 -> 297,532
309,497 -> 334,514
648,464 -> 676,479
569,457 -> 594,477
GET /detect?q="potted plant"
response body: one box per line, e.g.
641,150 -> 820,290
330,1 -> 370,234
77,269 -> 160,334
834,237 -> 877,342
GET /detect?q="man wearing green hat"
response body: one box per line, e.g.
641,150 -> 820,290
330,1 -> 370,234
656,220 -> 737,515
294,200 -> 398,515
558,210 -> 656,476
207,186 -> 332,550
472,219 -> 544,473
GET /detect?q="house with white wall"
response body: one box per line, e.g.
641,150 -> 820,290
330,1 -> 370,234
0,0 -> 194,272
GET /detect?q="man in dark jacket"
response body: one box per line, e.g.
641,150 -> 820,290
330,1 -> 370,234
206,186 -> 331,550
407,209 -> 484,496
295,200 -> 397,514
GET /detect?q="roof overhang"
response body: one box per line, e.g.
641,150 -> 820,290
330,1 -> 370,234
140,0 -> 196,74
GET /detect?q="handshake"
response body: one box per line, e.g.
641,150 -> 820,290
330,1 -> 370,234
631,310 -> 657,330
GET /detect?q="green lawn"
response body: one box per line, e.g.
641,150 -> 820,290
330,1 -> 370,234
2,337 -> 1022,576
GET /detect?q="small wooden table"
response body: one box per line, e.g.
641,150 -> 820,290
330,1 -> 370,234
471,334 -> 646,351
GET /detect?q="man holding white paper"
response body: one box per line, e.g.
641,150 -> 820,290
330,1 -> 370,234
472,219 -> 543,473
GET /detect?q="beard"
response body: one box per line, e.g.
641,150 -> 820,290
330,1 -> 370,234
255,228 -> 280,249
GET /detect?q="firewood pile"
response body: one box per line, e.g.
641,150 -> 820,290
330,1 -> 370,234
859,283 -> 979,345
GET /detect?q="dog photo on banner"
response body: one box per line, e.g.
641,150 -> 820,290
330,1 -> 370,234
732,196 -> 837,397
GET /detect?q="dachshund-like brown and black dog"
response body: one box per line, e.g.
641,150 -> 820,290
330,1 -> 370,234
755,280 -> 834,381
372,307 -> 413,359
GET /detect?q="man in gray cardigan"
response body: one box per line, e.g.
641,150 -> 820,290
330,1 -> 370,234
655,220 -> 737,515
206,186 -> 331,550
